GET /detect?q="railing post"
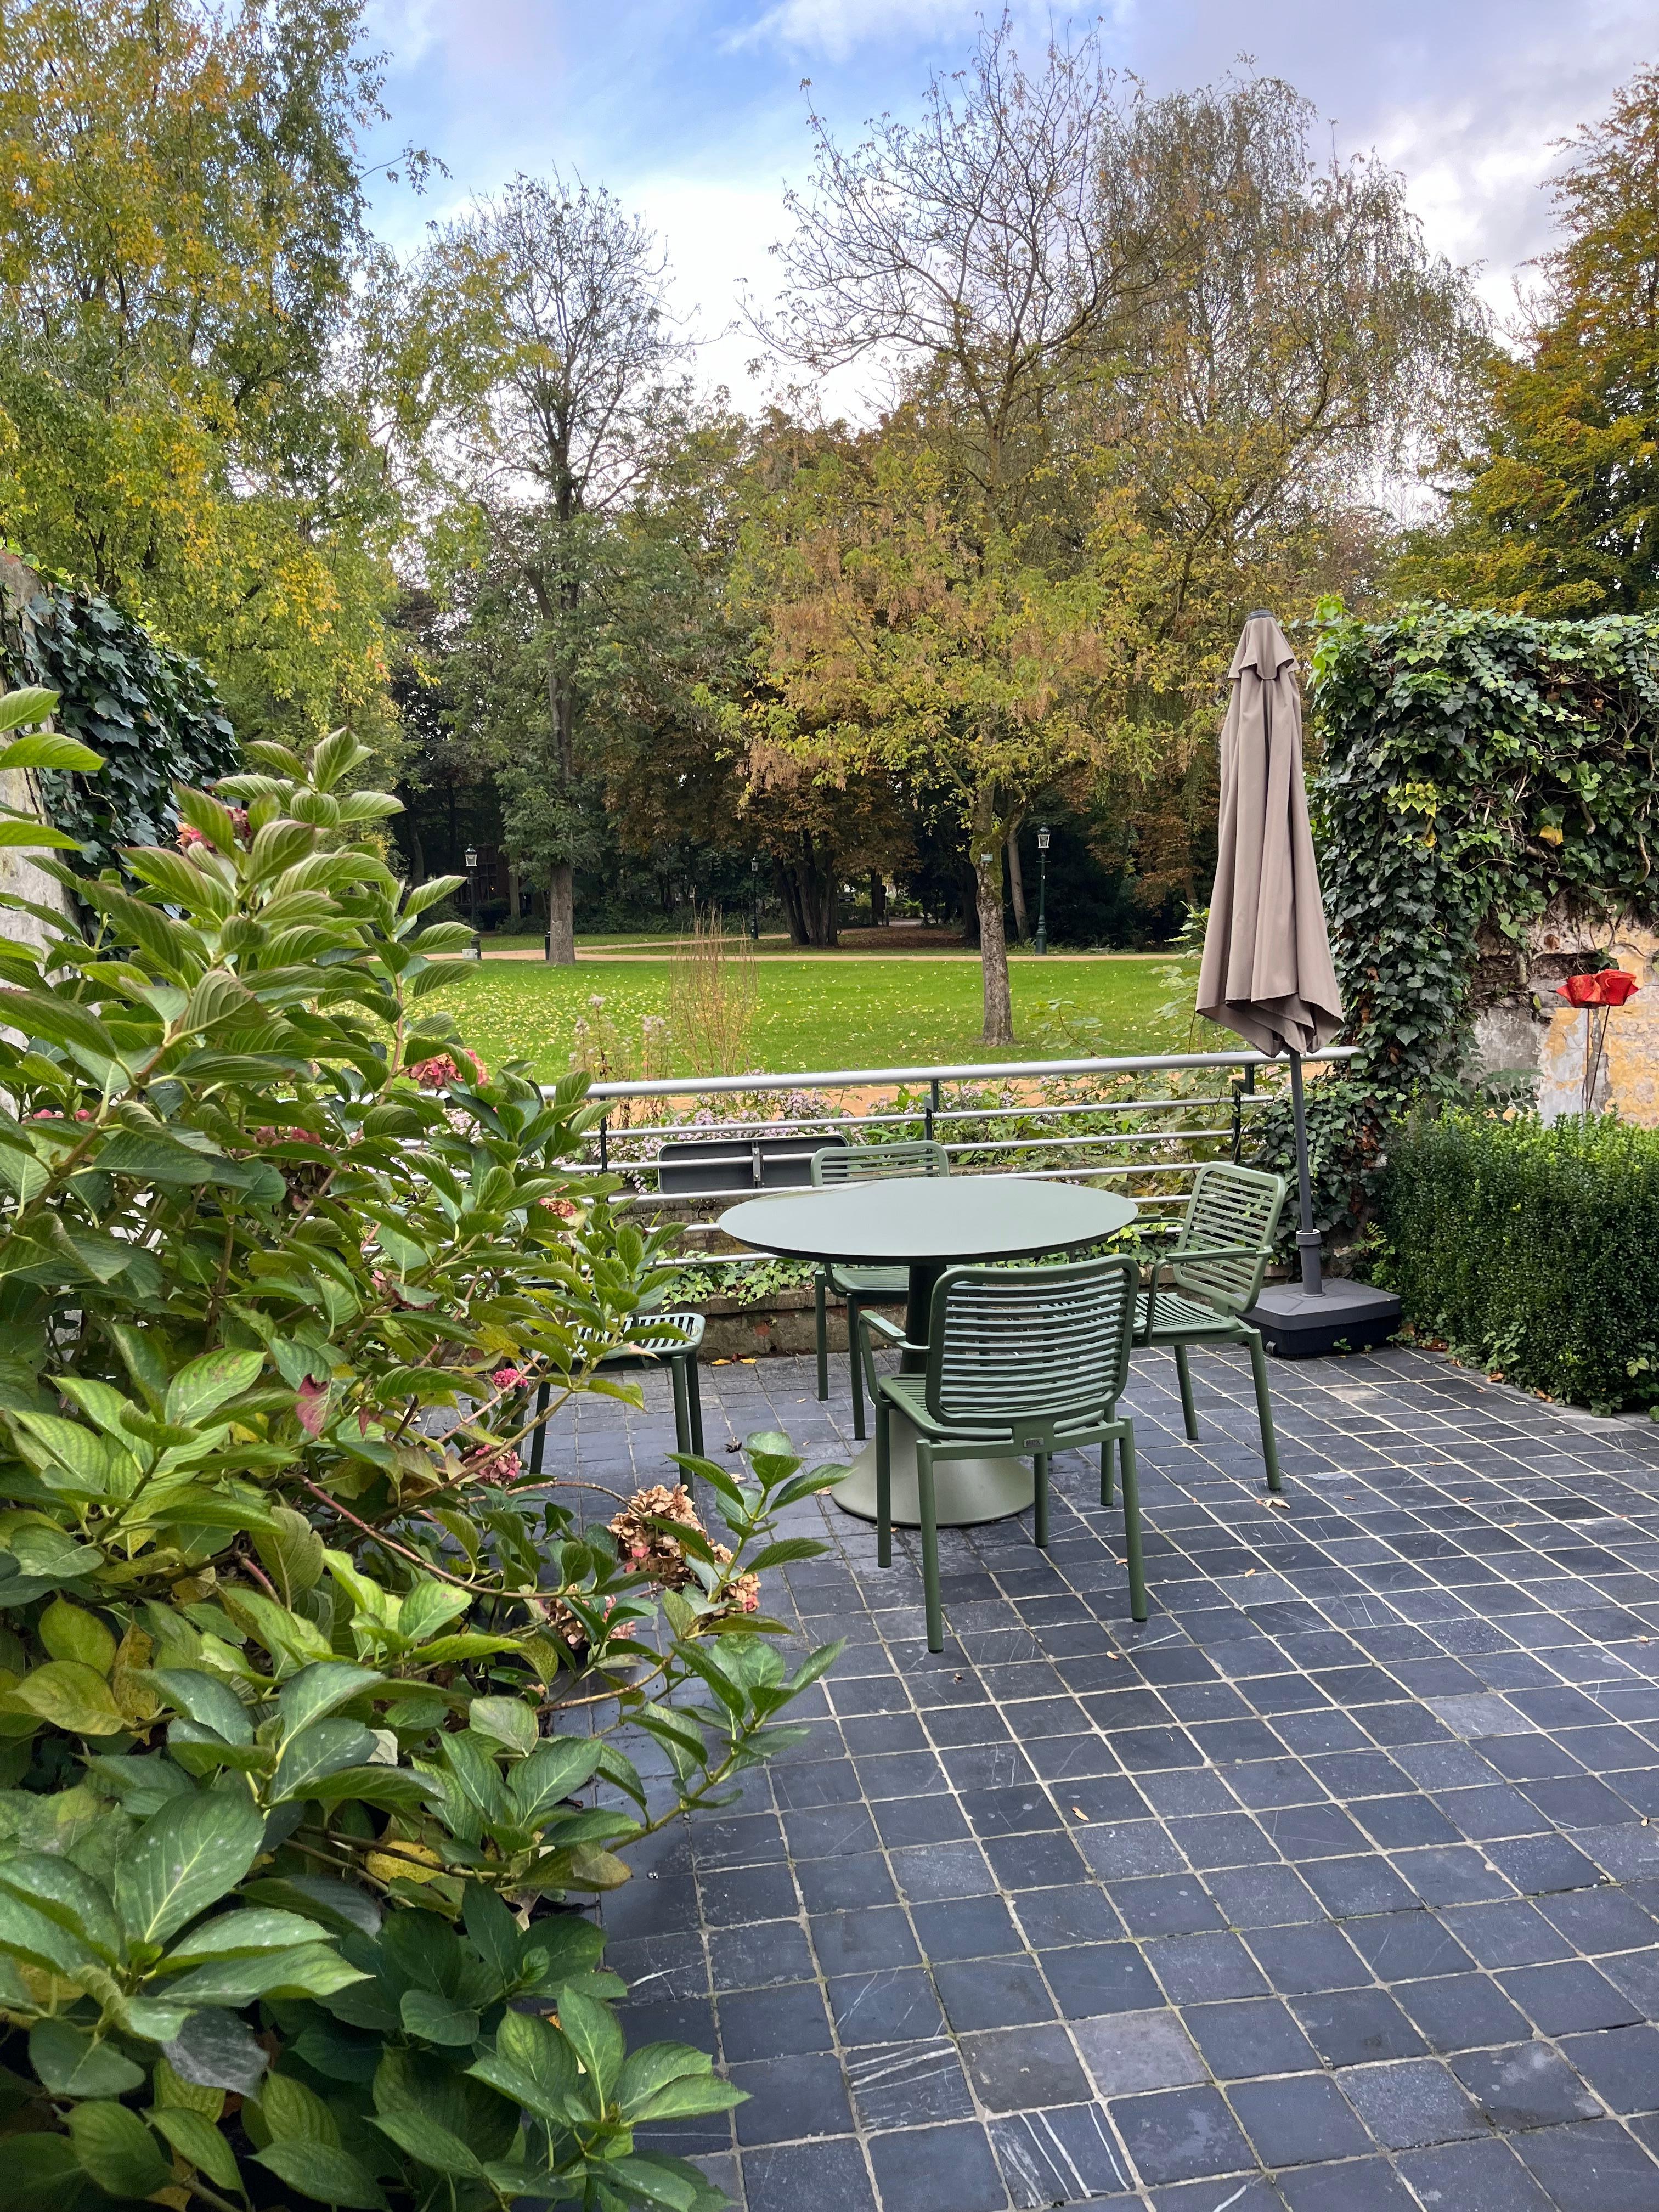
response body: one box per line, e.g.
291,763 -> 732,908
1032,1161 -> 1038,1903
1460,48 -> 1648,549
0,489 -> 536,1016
926,1077 -> 940,1144
1230,1082 -> 1242,1163
599,1116 -> 610,1173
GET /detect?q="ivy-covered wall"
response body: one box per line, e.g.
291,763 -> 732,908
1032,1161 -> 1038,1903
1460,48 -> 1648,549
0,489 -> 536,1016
0,552 -> 239,872
1310,602 -> 1659,1105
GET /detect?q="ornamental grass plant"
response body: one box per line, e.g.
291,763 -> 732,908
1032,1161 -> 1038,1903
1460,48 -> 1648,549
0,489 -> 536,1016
0,695 -> 842,2212
1381,1108 -> 1659,1414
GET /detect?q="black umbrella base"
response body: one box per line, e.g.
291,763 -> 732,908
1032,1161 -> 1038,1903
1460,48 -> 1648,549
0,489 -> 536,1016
1247,1278 -> 1403,1359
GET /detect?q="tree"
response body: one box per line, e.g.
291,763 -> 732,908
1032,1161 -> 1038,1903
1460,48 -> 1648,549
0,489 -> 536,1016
1399,65 -> 1659,612
420,175 -> 692,961
0,0 -> 415,741
761,24 -> 1482,1032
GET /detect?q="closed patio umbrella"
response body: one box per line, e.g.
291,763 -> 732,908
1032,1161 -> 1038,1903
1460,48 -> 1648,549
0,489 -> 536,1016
1195,611 -> 1398,1355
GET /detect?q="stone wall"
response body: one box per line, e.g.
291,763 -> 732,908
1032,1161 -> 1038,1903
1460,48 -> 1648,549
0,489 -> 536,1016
1471,904 -> 1659,1124
0,552 -> 78,956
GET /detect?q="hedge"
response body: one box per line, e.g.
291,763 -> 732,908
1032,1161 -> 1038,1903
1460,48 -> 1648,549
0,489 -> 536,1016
1381,1111 -> 1659,1414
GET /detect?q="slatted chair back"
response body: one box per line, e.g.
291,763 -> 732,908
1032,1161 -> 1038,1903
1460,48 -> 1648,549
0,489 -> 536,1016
1171,1164 -> 1286,1315
925,1257 -> 1137,1430
811,1139 -> 951,1185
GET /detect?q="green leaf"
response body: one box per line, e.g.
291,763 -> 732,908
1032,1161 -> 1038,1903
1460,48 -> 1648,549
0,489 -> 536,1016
0,988 -> 119,1062
274,1660 -> 383,1742
10,2134 -> 85,2212
506,1735 -> 602,1825
163,1347 -> 263,1427
467,1695 -> 539,1758
399,1988 -> 480,2046
0,686 -> 60,735
556,1986 -> 624,2103
38,1598 -> 117,1675
67,2101 -> 171,2200
260,2069 -> 338,2143
256,2140 -> 387,2209
149,1668 -> 253,1744
162,1943 -> 365,2006
302,1766 -> 442,1813
270,1719 -> 379,1802
163,2006 -> 268,2095
371,2107 -> 487,2180
162,1906 -> 338,1965
5,1660 -> 126,1736
468,2008 -> 579,2125
0,731 -> 104,772
0,820 -> 84,849
115,1790 -> 267,1949
149,2104 -> 242,2193
29,2018 -> 146,2098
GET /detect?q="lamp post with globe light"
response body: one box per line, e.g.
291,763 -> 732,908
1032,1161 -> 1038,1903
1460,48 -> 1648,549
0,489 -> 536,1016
1034,825 -> 1051,955
751,855 -> 761,941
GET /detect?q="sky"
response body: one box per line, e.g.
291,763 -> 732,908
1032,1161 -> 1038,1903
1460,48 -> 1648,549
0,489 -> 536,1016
358,0 -> 1656,410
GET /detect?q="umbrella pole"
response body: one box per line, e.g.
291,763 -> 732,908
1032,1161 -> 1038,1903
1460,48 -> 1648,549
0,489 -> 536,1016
1286,1049 -> 1323,1296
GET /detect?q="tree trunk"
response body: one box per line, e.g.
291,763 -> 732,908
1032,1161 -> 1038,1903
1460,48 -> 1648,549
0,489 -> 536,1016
546,863 -> 575,963
973,818 -> 1013,1046
506,862 -> 520,925
1006,826 -> 1028,942
779,838 -> 839,946
870,870 -> 888,927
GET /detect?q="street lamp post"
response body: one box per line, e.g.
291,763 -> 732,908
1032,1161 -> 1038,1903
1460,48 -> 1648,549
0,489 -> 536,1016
464,846 -> 478,956
751,855 -> 761,941
1035,824 -> 1051,955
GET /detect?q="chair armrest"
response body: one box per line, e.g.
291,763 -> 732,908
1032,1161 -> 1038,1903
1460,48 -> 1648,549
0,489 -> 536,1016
1142,1242 -> 1268,1337
855,1308 -> 927,1398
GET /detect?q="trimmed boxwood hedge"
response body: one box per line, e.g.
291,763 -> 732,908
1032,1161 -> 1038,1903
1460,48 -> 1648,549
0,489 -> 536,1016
1381,1111 -> 1659,1414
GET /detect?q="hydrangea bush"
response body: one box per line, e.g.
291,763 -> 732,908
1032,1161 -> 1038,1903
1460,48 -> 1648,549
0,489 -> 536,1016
0,697 -> 842,2212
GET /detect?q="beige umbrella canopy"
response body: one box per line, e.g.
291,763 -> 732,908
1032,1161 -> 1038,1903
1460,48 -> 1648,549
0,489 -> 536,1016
1198,612 -> 1342,1299
1197,613 -> 1342,1057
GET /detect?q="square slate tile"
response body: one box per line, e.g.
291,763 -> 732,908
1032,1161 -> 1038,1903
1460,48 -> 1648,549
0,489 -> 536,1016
1559,2024 -> 1659,2115
1111,2086 -> 1255,2186
867,2120 -> 1007,2212
1291,1987 -> 1427,2067
844,2040 -> 976,2131
1041,1940 -> 1163,2018
826,1967 -> 947,2046
716,1982 -> 833,2062
1183,1996 -> 1319,2080
1229,2073 -> 1372,2166
740,2136 -> 877,2212
935,1954 -> 1056,2031
729,2052 -> 854,2146
1011,1882 -> 1125,1948
989,2103 -> 1133,2207
1455,2041 -> 1606,2129
809,1905 -> 919,1977
1395,2135 -> 1556,2210
1340,2058 -> 1486,2148
1277,2157 -> 1418,2210
960,2022 -> 1092,2112
1515,2119 -> 1659,2211
1144,1931 -> 1268,2004
1073,2007 -> 1206,2096
1499,1960 -> 1643,2035
1245,1922 -> 1369,1994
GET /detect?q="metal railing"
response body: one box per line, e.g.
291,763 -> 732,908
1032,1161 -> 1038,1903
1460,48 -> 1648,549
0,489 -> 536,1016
583,1047 -> 1356,1243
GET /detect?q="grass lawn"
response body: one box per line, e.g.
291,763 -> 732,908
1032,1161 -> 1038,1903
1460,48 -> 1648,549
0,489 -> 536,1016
438,951 -> 1197,1081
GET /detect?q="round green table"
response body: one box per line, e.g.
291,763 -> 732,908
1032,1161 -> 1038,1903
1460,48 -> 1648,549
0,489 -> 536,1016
718,1175 -> 1138,1525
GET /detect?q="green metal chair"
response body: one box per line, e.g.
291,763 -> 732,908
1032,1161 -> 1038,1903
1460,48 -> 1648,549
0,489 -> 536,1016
859,1256 -> 1144,1652
526,1312 -> 706,1473
1135,1163 -> 1286,1492
811,1139 -> 950,1439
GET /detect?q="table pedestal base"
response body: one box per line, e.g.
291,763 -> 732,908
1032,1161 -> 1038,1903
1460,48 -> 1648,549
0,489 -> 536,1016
832,1408 -> 1035,1528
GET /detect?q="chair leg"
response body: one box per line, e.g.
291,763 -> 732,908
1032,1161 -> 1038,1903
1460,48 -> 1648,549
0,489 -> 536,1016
1118,1425 -> 1148,1624
1032,1451 -> 1049,1549
875,1394 -> 892,1569
686,1350 -> 704,1459
1173,1344 -> 1199,1440
1100,1437 -> 1115,1509
815,1272 -> 829,1402
669,1356 -> 691,1459
849,1297 -> 867,1442
917,1444 -> 943,1653
1246,1328 -> 1282,1494
529,1381 -> 550,1477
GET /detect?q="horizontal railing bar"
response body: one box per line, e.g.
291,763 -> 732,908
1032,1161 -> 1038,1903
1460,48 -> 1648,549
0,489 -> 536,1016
586,1046 -> 1353,1102
599,1099 -> 1255,1147
936,1130 -> 1234,1153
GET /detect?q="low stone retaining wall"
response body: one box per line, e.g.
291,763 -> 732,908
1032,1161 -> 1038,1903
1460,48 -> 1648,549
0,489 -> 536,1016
697,1285 -> 903,1362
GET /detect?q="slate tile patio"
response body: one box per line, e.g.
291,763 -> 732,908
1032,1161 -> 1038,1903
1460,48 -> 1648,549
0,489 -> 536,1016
571,1336 -> 1659,2209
